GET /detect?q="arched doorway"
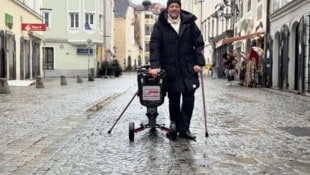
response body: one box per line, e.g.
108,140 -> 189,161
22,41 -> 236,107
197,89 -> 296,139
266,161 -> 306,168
127,56 -> 132,71
138,55 -> 141,67
295,16 -> 306,94
5,33 -> 16,80
278,25 -> 289,90
32,41 -> 41,79
20,37 -> 31,80
0,30 -> 5,78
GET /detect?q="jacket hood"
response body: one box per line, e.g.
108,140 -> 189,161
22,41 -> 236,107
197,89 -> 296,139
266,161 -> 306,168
158,10 -> 197,25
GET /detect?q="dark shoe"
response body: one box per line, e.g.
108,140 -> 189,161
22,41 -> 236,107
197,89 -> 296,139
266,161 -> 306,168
179,131 -> 196,140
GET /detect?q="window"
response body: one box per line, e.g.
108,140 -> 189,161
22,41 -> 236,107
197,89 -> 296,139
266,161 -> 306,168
99,14 -> 103,32
69,12 -> 79,29
211,19 -> 214,37
216,18 -> 219,35
42,12 -> 51,28
85,13 -> 94,30
240,0 -> 243,17
204,21 -> 207,41
247,0 -> 251,11
257,5 -> 262,20
145,25 -> 152,35
207,20 -> 210,38
272,0 -> 280,12
145,42 -> 150,51
43,47 -> 54,70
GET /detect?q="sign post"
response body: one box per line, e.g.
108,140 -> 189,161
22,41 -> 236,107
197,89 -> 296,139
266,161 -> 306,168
86,39 -> 95,81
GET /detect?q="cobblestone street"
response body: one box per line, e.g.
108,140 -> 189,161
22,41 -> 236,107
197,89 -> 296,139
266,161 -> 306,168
0,72 -> 309,175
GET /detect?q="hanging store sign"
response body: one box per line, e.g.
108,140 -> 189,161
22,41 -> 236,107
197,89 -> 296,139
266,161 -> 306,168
5,13 -> 13,29
21,23 -> 46,31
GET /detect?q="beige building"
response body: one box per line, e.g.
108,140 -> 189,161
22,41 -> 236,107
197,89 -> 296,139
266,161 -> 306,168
114,0 -> 141,70
0,0 -> 43,80
114,0 -> 164,70
134,2 -> 160,67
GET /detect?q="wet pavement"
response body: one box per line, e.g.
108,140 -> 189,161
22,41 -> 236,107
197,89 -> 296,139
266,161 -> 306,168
0,72 -> 309,175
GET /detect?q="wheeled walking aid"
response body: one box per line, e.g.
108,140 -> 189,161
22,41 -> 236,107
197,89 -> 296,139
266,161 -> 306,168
107,65 -> 174,141
128,65 -> 173,141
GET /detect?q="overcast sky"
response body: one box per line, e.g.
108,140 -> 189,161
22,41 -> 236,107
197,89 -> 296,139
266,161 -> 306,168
131,0 -> 166,6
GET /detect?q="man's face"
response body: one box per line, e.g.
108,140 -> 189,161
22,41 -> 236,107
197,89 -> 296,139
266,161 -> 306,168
167,3 -> 181,19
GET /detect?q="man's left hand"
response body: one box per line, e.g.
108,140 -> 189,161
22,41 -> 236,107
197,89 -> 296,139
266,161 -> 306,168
193,65 -> 202,72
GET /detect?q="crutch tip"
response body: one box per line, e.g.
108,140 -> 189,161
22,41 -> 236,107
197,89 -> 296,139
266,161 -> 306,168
108,130 -> 111,134
205,132 -> 209,137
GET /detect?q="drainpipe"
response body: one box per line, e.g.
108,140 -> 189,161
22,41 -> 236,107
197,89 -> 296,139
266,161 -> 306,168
308,13 -> 310,92
103,0 -> 108,78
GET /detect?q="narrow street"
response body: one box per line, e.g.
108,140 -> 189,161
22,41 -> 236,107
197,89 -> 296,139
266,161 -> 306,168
0,72 -> 309,175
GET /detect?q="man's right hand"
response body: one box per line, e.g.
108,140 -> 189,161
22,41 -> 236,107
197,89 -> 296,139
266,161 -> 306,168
149,68 -> 160,78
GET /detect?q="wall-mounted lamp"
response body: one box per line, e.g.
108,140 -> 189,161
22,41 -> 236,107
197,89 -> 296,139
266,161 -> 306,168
213,0 -> 239,21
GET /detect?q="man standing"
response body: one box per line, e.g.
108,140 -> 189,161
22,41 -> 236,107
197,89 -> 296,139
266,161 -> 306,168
149,0 -> 205,140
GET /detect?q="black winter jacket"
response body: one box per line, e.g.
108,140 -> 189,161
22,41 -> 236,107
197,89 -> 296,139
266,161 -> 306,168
150,10 -> 205,93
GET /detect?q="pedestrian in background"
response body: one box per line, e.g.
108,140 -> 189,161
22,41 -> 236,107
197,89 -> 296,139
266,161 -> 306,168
222,52 -> 237,86
244,47 -> 259,87
149,0 -> 205,140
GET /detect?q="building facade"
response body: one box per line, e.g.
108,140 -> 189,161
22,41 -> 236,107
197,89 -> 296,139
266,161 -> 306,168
103,0 -> 115,64
134,2 -> 160,67
42,0 -> 113,78
114,0 -> 141,70
201,0 -> 310,96
0,0 -> 43,80
201,0 -> 234,79
269,0 -> 310,95
204,0 -> 267,80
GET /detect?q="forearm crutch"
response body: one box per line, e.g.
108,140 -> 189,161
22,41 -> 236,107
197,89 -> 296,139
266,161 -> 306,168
108,91 -> 138,134
199,71 -> 209,137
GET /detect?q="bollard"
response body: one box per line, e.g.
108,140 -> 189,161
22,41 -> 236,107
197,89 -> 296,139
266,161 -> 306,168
0,78 -> 11,94
77,75 -> 83,83
88,68 -> 95,81
60,75 -> 67,85
212,67 -> 219,79
36,76 -> 44,88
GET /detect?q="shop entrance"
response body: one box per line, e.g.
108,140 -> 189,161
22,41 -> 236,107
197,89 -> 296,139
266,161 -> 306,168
295,16 -> 306,94
278,25 -> 289,90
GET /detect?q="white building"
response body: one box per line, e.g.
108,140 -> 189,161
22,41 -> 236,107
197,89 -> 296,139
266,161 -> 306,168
269,0 -> 310,95
42,0 -> 114,78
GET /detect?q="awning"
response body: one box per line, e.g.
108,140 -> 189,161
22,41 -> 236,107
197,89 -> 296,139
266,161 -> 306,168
222,32 -> 264,45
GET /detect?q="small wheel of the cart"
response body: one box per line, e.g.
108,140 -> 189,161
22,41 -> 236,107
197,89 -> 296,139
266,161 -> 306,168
129,122 -> 135,142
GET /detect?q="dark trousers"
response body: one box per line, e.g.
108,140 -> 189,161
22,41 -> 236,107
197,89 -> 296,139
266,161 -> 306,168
168,90 -> 195,133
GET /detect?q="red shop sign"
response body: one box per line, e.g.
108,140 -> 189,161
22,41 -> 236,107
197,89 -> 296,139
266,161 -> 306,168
21,23 -> 46,31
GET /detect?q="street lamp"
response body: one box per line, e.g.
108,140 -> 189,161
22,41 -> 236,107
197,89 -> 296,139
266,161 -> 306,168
214,0 -> 239,22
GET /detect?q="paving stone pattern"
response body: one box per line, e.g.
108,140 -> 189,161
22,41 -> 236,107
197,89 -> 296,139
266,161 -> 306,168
0,73 -> 309,175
